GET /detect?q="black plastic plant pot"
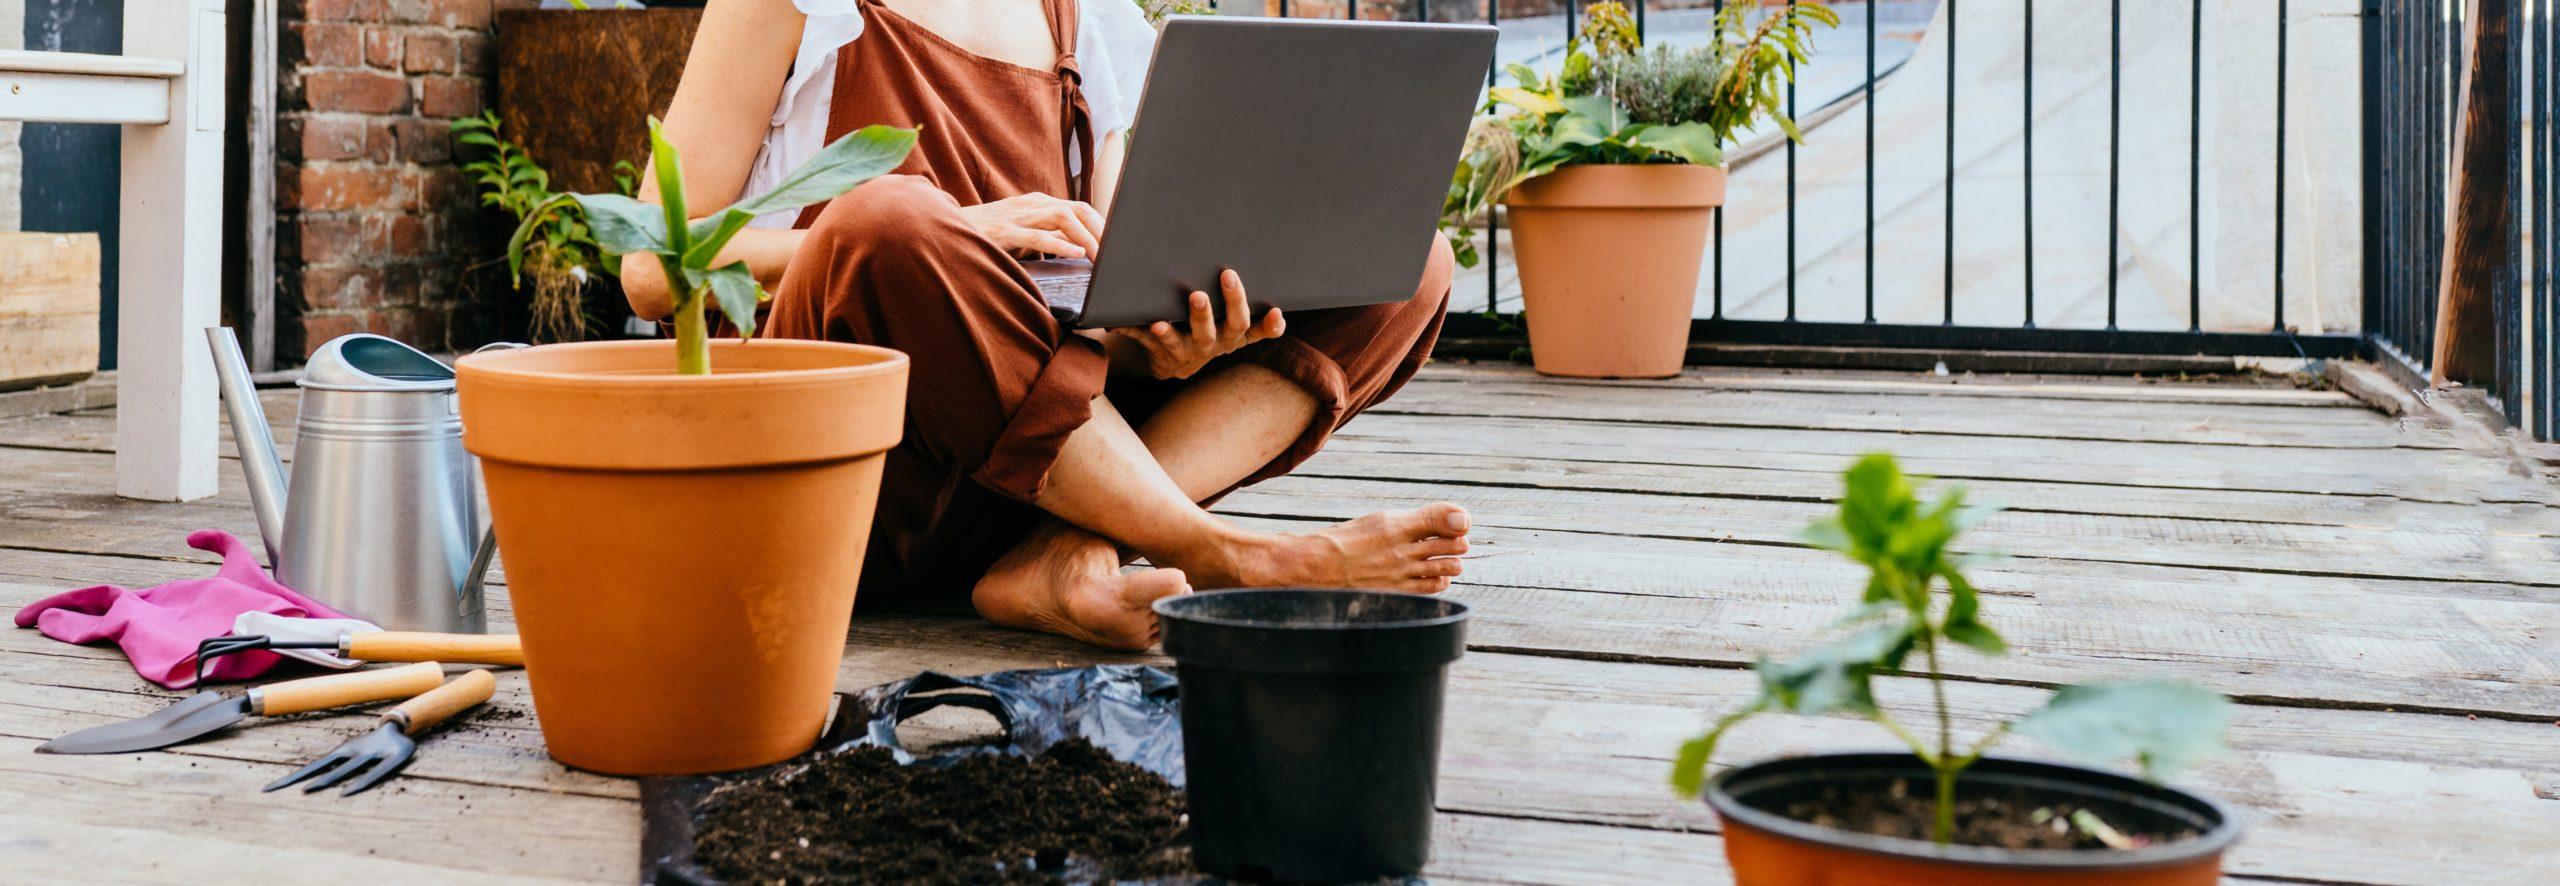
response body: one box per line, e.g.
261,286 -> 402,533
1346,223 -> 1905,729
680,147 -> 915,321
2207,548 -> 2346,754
1703,753 -> 2245,885
1154,588 -> 1470,882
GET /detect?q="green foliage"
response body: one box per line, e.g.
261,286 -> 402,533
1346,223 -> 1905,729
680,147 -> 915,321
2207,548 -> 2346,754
455,112 -> 608,343
1439,2 -> 1839,267
1136,0 -> 1213,23
1668,454 -> 2231,846
509,119 -> 916,374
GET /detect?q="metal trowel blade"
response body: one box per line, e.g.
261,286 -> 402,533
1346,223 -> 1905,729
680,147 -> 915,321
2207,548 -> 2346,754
37,691 -> 254,754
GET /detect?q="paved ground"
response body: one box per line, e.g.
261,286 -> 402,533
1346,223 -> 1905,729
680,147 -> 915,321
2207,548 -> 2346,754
4,360 -> 2558,883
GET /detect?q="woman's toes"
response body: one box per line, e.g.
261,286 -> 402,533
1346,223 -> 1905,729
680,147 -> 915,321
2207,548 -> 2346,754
1407,536 -> 1469,558
1393,575 -> 1454,594
1123,568 -> 1192,607
1411,557 -> 1463,579
1425,502 -> 1470,537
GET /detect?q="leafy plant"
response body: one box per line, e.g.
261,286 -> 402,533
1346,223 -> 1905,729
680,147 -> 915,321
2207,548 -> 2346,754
1137,0 -> 1214,23
1669,454 -> 2230,846
455,111 -> 612,344
1440,1 -> 1839,267
509,119 -> 916,374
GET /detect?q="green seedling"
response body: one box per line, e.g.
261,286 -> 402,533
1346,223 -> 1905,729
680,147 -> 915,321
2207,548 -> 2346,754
1669,453 -> 2231,846
508,119 -> 916,374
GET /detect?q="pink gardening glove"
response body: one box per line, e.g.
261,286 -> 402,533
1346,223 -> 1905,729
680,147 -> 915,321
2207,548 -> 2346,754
13,530 -> 351,690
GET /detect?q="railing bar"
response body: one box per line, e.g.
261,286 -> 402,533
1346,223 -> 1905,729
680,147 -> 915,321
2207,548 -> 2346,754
2108,0 -> 2121,330
1864,0 -> 1877,324
1713,0 -> 1725,320
1484,0 -> 1499,316
1788,0 -> 1801,322
2188,0 -> 2203,333
2274,0 -> 2289,332
1944,0 -> 1957,327
1634,0 -> 1645,41
2022,0 -> 2035,329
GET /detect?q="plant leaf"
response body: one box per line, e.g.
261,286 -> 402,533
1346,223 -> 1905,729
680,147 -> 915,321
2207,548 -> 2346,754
689,261 -> 764,340
1627,121 -> 1725,166
646,117 -> 691,258
570,193 -> 670,257
1755,618 -> 1912,717
2016,681 -> 2230,782
1669,701 -> 1765,799
684,209 -> 756,268
726,124 -> 919,220
1940,571 -> 2007,655
1488,86 -> 1565,116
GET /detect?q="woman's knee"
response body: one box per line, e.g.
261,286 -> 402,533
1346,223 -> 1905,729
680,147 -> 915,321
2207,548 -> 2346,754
804,174 -> 971,255
1410,234 -> 1457,304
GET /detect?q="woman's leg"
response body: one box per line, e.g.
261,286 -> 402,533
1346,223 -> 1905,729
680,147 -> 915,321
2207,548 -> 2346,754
777,177 -> 1465,648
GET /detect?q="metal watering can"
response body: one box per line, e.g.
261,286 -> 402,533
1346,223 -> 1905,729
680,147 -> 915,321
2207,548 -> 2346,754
206,328 -> 506,633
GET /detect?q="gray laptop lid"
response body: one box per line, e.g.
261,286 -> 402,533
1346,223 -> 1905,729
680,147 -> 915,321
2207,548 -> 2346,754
1073,17 -> 1498,329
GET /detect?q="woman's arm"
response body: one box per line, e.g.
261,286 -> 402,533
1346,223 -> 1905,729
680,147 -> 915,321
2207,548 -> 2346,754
620,0 -> 806,321
1091,130 -> 1128,217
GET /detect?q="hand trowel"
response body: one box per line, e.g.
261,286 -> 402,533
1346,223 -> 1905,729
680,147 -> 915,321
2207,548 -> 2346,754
38,661 -> 447,755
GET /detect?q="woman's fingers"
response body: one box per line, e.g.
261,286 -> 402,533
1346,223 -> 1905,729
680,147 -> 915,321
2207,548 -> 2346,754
1256,307 -> 1286,341
1049,206 -> 1102,258
1068,201 -> 1106,247
1218,272 -> 1252,342
1018,228 -> 1085,259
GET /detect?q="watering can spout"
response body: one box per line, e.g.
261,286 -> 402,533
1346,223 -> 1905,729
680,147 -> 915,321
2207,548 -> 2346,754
205,327 -> 290,565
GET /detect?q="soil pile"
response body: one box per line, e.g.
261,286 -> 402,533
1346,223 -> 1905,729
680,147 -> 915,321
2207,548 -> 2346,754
1773,777 -> 2199,851
692,739 -> 1192,884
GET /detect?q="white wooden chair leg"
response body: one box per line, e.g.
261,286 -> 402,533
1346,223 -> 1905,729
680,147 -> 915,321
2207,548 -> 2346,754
114,0 -> 226,501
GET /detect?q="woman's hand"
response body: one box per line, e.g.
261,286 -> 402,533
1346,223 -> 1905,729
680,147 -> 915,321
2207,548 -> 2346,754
1110,270 -> 1285,380
959,192 -> 1106,259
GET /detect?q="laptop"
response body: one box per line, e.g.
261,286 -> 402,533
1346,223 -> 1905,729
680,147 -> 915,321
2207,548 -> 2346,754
1029,16 -> 1499,329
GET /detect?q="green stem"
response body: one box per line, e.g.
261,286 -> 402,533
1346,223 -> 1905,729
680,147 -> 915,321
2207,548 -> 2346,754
672,291 -> 709,376
1933,764 -> 1957,846
1924,627 -> 1955,845
1866,710 -> 1938,768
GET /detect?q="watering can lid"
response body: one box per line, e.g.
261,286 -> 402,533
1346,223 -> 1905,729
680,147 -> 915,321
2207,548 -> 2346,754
299,334 -> 456,392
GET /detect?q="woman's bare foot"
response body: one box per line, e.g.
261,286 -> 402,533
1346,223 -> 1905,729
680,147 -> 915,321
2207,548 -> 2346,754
1179,502 -> 1471,594
972,521 -> 1192,651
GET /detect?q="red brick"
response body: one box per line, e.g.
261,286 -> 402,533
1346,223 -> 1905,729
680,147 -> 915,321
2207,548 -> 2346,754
362,28 -> 401,68
387,0 -> 438,23
306,0 -> 389,23
438,0 -> 494,30
292,116 -> 375,161
417,76 -> 481,118
390,215 -> 431,257
295,165 -> 399,213
303,70 -> 409,114
296,216 -> 367,265
299,266 -> 380,311
391,118 -> 452,164
300,312 -> 383,357
401,32 -> 456,74
454,32 -> 492,73
287,22 -> 362,68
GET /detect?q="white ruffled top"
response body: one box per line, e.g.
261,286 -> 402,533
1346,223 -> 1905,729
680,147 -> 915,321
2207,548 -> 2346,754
743,0 -> 1160,228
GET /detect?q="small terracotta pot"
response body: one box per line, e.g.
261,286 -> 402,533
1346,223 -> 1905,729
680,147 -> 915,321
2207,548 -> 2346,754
456,339 -> 908,775
1704,754 -> 2244,886
1502,163 -> 1725,378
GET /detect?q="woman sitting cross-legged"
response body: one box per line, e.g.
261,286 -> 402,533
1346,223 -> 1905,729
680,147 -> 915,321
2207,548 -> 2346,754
622,0 -> 1468,650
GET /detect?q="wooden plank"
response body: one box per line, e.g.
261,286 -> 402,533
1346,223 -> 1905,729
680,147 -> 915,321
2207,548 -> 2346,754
1221,474 -> 2560,587
0,233 -> 100,391
112,0 -> 225,501
1328,412 -> 2560,506
2430,0 -> 2509,387
1378,377 -> 2450,450
1293,446 -> 2560,533
1422,361 -> 2361,408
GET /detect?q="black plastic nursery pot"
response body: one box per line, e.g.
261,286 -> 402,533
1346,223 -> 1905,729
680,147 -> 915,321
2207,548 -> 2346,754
1703,753 -> 2245,886
1154,588 -> 1470,882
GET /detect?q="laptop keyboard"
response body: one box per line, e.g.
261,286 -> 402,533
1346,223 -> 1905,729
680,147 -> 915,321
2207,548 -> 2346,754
1036,272 -> 1093,320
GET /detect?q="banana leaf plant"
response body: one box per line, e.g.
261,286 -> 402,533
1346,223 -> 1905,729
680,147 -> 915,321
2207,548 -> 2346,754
508,118 -> 918,374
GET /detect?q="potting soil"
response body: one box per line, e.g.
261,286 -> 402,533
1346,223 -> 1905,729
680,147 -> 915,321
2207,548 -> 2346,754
1772,776 -> 2201,851
690,738 -> 1193,884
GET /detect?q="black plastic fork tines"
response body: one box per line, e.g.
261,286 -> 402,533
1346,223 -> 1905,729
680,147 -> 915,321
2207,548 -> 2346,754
194,634 -> 338,687
265,669 -> 497,797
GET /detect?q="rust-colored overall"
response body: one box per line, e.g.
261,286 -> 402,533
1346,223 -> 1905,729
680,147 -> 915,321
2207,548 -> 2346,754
768,0 -> 1455,611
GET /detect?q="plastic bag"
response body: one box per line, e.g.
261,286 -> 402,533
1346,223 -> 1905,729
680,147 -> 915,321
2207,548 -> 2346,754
641,665 -> 1184,885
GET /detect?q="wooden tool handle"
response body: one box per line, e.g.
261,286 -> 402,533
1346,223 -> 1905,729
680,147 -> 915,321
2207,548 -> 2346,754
389,669 -> 496,735
255,662 -> 444,716
346,632 -> 525,666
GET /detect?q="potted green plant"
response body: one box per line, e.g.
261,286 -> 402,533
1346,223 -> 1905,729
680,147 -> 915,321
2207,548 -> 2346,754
453,119 -> 918,776
453,111 -> 629,344
1671,454 -> 2244,883
1442,2 -> 1836,378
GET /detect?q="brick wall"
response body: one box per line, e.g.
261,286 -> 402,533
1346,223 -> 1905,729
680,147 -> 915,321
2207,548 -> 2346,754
276,0 -> 529,359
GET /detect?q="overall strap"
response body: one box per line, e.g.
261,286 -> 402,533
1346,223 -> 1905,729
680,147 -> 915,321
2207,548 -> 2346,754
1044,0 -> 1095,202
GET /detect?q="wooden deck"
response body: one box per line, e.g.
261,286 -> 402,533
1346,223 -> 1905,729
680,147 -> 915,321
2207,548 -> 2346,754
4,362 -> 2557,884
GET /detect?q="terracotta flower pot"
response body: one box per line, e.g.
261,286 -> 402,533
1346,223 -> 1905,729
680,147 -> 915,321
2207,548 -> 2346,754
455,339 -> 908,775
1704,754 -> 2244,886
1502,163 -> 1725,379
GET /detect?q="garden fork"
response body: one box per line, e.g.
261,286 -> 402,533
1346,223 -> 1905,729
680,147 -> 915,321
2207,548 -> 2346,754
265,668 -> 497,797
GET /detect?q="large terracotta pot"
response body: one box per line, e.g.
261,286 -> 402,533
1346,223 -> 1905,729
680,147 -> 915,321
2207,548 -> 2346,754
455,339 -> 908,775
1704,754 -> 2244,886
1502,164 -> 1725,378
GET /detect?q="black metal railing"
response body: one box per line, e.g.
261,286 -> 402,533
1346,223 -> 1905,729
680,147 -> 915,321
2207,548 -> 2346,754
2366,0 -> 2555,440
